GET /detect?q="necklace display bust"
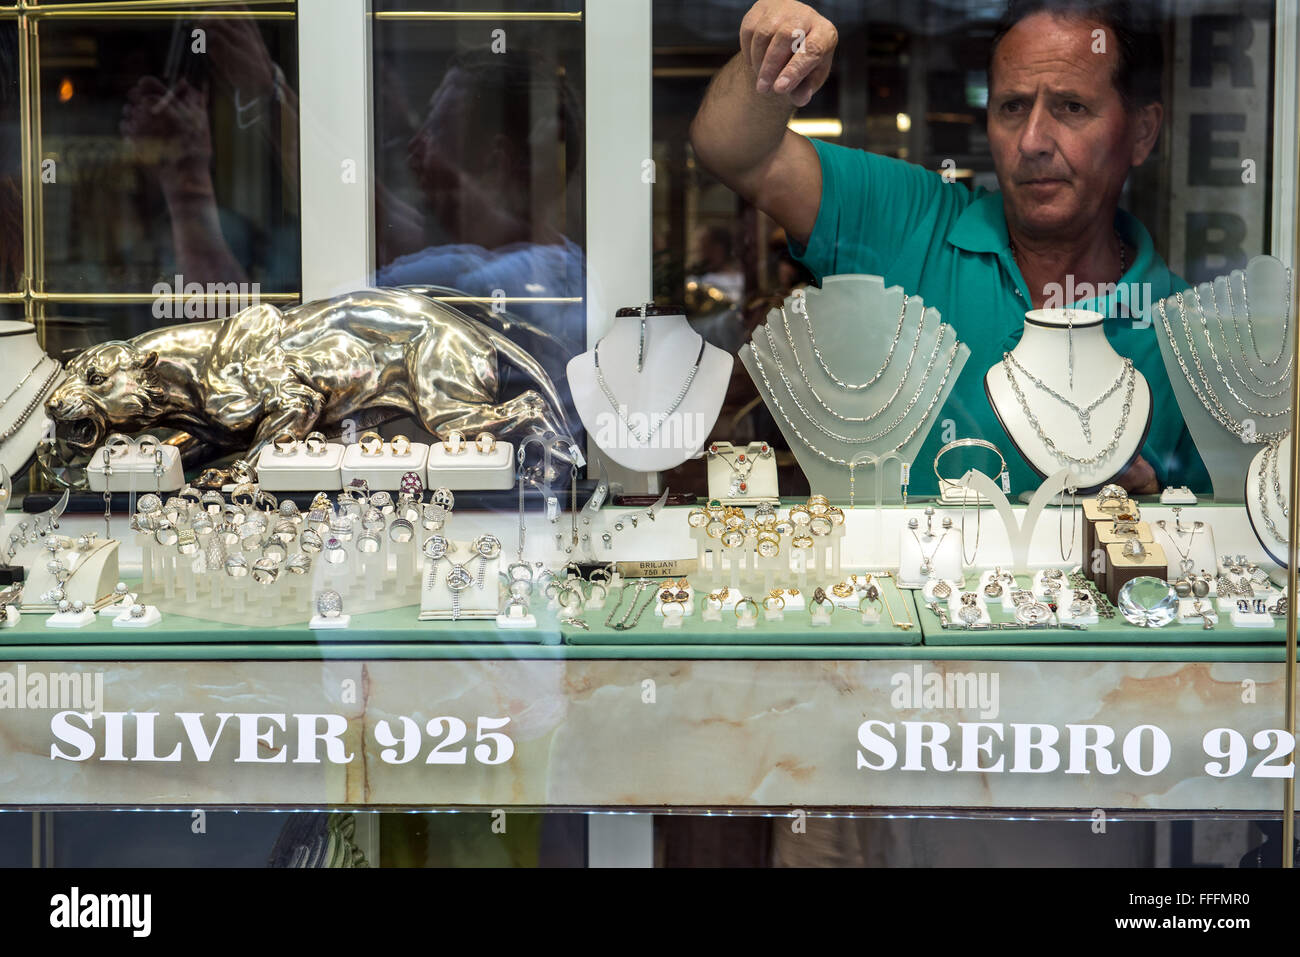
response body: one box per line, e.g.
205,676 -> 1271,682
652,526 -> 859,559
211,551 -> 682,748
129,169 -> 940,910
568,305 -> 732,472
985,308 -> 1151,491
0,321 -> 64,481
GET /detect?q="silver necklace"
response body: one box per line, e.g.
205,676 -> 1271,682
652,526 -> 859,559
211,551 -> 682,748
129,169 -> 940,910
1236,266 -> 1292,369
1002,351 -> 1130,443
0,356 -> 52,410
1156,518 -> 1202,574
1153,295 -> 1288,445
0,360 -> 62,443
593,334 -> 706,446
759,322 -> 954,444
1000,354 -> 1135,467
1257,441 -> 1288,545
910,527 -> 950,576
1189,286 -> 1287,416
1268,434 -> 1289,519
1206,280 -> 1290,396
1226,268 -> 1293,382
749,338 -> 959,466
802,293 -> 908,390
770,304 -> 930,424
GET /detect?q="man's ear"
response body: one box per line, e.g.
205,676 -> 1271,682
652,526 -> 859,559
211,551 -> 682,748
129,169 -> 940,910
139,351 -> 159,371
1130,101 -> 1163,167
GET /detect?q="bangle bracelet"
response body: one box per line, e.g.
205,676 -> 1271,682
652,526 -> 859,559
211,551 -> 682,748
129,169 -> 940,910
933,438 -> 1006,494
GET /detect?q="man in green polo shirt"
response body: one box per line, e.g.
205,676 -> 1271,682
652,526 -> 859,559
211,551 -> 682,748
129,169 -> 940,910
690,0 -> 1209,496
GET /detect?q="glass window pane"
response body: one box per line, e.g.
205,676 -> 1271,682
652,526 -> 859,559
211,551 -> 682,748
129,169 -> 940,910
36,10 -> 299,296
372,6 -> 586,412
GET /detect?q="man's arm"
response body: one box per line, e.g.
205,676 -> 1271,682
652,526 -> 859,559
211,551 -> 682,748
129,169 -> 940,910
689,1 -> 838,247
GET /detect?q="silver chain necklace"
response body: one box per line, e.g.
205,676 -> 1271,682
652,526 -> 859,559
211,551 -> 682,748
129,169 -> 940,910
593,334 -> 706,446
760,321 -> 954,444
1189,286 -> 1287,416
911,528 -> 950,576
1205,279 -> 1290,397
1002,350 -> 1131,442
0,360 -> 62,443
1237,265 -> 1292,369
1226,268 -> 1293,382
1154,294 -> 1288,445
767,305 -> 931,424
1001,353 -> 1136,467
749,337 -> 959,466
1257,440 -> 1289,545
801,294 -> 908,390
0,356 -> 52,410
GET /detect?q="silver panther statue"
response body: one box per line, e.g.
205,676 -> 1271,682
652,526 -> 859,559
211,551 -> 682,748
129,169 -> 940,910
45,288 -> 575,467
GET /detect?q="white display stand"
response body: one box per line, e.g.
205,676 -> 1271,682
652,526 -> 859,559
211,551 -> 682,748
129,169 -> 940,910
341,442 -> 432,491
897,517 -> 963,588
87,443 -> 184,493
418,540 -> 502,621
0,607 -> 19,628
1150,256 -> 1292,500
45,608 -> 96,628
112,605 -> 162,628
1150,518 -> 1218,579
568,309 -> 733,472
426,441 -> 514,491
985,309 -> 1151,489
1176,598 -> 1218,628
310,614 -> 352,630
255,442 -> 346,491
0,322 -> 65,481
705,441 -> 779,505
495,604 -> 538,629
14,538 -> 120,612
959,466 -> 1075,573
1245,435 -> 1291,568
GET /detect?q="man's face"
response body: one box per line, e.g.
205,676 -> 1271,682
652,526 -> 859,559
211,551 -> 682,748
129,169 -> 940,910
987,13 -> 1144,240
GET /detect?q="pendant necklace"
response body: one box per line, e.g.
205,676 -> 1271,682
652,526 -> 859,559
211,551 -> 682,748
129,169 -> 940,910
1000,354 -> 1135,467
1156,518 -> 1202,575
909,520 -> 951,576
1002,351 -> 1130,443
593,333 -> 706,447
708,441 -> 772,496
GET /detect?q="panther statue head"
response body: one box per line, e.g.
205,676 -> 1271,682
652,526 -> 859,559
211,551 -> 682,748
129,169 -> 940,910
45,342 -> 165,461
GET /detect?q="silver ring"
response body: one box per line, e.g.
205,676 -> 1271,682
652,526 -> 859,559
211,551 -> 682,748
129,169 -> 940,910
357,533 -> 381,554
285,553 -> 312,575
224,555 -> 249,578
261,541 -> 288,565
153,521 -> 179,546
388,519 -> 415,544
324,539 -> 348,564
316,590 -> 343,619
252,558 -> 280,584
128,603 -> 147,619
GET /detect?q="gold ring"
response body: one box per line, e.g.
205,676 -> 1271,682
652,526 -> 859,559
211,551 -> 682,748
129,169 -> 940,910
734,597 -> 760,619
791,534 -> 814,549
359,431 -> 384,456
390,434 -> 412,457
763,593 -> 786,612
687,508 -> 709,528
788,504 -> 812,525
475,431 -> 497,455
442,430 -> 467,455
827,506 -> 845,526
272,431 -> 297,456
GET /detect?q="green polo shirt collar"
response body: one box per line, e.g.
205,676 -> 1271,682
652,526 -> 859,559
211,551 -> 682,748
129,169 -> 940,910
945,191 -> 1158,320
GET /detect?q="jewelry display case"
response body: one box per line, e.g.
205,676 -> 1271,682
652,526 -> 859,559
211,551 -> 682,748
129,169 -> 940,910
0,0 -> 1296,878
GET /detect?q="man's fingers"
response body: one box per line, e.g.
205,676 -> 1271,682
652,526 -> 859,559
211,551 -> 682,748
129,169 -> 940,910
787,57 -> 832,107
774,25 -> 834,95
754,28 -> 800,93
